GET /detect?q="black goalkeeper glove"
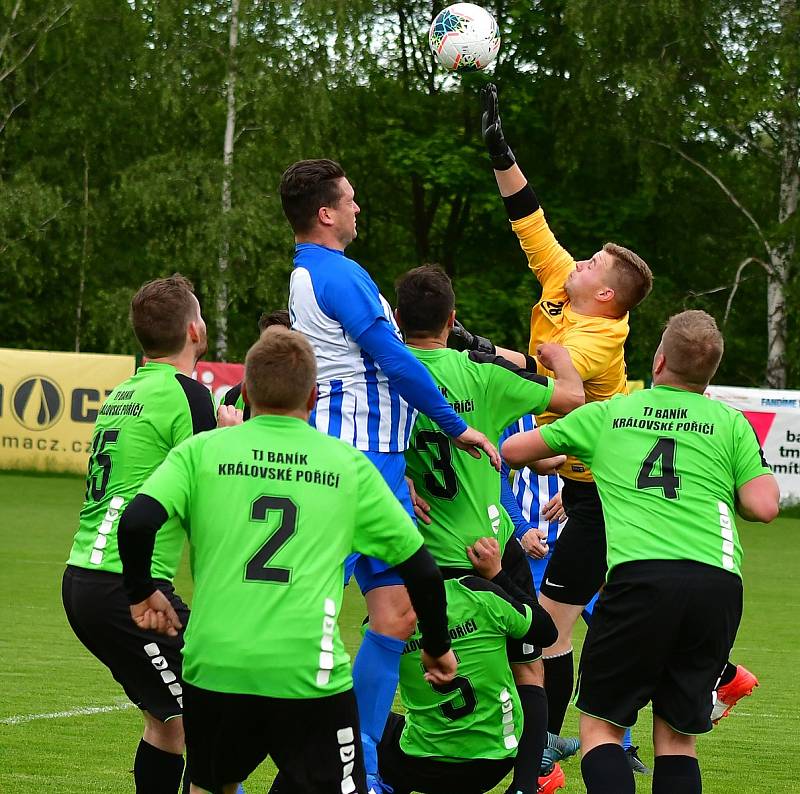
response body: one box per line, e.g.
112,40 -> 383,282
481,83 -> 516,171
449,320 -> 496,355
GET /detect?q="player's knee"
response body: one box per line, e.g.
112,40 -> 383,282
371,605 -> 417,640
512,661 -> 544,686
143,712 -> 185,755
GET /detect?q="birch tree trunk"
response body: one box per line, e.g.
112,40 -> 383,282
765,0 -> 800,388
215,0 -> 240,361
75,148 -> 89,352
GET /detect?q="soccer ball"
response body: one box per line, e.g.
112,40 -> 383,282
428,3 -> 501,72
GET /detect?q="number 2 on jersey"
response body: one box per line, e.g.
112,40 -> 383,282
636,437 -> 681,499
414,430 -> 459,500
245,496 -> 298,584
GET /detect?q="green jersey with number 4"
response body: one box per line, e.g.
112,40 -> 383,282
539,386 -> 772,578
140,414 -> 424,698
399,576 -> 532,760
67,362 -> 216,579
404,348 -> 554,567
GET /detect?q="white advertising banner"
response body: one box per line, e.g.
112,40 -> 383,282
706,385 -> 800,503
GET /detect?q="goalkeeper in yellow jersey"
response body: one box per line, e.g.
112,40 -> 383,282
477,83 -> 654,749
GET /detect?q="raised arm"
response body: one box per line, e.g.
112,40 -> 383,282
480,83 -> 575,291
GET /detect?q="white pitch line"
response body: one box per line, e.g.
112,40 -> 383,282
1,702 -> 135,725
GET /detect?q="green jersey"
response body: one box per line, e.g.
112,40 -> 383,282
140,414 -> 424,698
67,362 -> 216,579
399,576 -> 532,760
405,348 -> 554,567
539,386 -> 772,577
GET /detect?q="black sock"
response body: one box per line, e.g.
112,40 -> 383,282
510,685 -> 548,794
543,651 -> 573,735
653,754 -> 701,794
581,743 -> 635,794
134,739 -> 185,794
718,661 -> 737,687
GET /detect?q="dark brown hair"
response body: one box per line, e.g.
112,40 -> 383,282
245,326 -> 317,410
279,159 -> 346,234
395,265 -> 455,337
129,274 -> 197,357
258,309 -> 291,333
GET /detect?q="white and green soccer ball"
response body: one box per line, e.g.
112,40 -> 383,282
428,3 -> 501,72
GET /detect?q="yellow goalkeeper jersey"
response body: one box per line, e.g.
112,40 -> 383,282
511,208 -> 629,482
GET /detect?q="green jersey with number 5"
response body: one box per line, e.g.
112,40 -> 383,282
139,414 -> 424,698
67,362 -> 216,579
404,348 -> 554,567
539,386 -> 772,578
399,576 -> 532,760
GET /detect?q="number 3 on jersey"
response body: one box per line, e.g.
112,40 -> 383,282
414,429 -> 459,500
636,437 -> 681,499
245,496 -> 298,584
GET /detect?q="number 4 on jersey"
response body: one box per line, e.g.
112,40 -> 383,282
636,437 -> 681,499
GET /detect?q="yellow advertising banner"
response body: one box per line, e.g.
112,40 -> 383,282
0,348 -> 136,474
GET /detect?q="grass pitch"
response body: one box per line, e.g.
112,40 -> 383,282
1,471 -> 798,792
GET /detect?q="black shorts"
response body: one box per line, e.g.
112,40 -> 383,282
539,478 -> 606,605
184,683 -> 366,794
575,560 -> 743,735
61,565 -> 188,722
378,713 -> 514,794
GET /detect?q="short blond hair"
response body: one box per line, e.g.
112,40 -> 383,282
604,243 -> 653,312
245,326 -> 317,410
662,310 -> 723,386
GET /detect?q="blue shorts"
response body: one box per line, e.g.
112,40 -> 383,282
344,451 -> 415,594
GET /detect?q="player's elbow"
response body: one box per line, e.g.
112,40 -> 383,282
500,436 -> 529,469
737,475 -> 780,523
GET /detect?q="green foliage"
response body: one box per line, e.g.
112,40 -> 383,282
0,0 -> 796,384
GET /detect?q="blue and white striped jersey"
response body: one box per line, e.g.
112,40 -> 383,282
289,243 -> 417,452
500,414 -> 563,547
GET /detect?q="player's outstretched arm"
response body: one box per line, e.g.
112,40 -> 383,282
736,474 -> 780,523
501,428 -> 559,470
481,83 -> 528,197
394,545 -> 457,684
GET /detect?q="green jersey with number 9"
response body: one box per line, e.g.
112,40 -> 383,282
66,362 -> 216,579
139,414 -> 424,698
404,348 -> 554,568
399,576 -> 532,760
539,385 -> 772,578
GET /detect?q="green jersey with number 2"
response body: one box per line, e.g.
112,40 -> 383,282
399,576 -> 532,760
404,348 -> 554,567
140,414 -> 424,698
539,386 -> 772,578
67,362 -> 216,579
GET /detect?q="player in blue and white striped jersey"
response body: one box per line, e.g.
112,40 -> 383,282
501,414 -> 564,593
280,159 -> 499,793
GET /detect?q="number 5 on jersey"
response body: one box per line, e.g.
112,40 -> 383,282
245,496 -> 298,584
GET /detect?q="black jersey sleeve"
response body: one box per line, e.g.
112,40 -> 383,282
119,494 -> 169,603
467,351 -> 549,387
460,573 -> 558,648
175,373 -> 217,434
395,546 -> 451,658
223,383 -> 242,407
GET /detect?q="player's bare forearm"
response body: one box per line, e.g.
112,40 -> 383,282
495,345 -> 527,368
493,163 -> 528,197
501,428 -> 559,469
736,474 -> 780,523
538,343 -> 585,414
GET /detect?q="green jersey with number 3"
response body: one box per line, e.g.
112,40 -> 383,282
140,414 -> 424,698
66,362 -> 216,579
539,386 -> 772,578
399,576 -> 532,760
404,348 -> 554,567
